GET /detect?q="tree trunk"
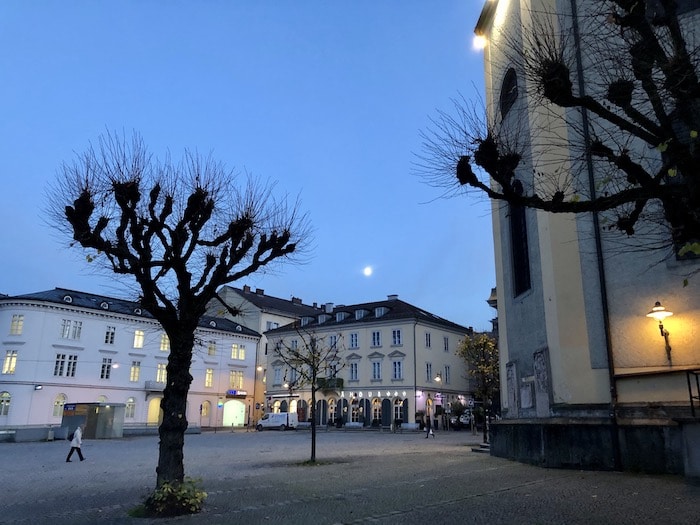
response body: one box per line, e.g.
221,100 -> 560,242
310,382 -> 317,462
156,330 -> 194,487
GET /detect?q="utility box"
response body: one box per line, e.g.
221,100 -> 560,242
62,403 -> 126,439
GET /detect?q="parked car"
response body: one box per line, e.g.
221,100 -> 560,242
256,412 -> 298,431
449,412 -> 472,430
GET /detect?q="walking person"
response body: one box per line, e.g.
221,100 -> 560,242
66,423 -> 85,462
425,415 -> 435,438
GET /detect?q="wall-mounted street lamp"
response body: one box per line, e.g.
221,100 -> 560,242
646,301 -> 673,362
434,372 -> 442,382
34,385 -> 43,390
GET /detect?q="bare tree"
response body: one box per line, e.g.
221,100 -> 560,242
271,327 -> 344,462
416,0 -> 700,261
48,131 -> 310,498
456,333 -> 499,444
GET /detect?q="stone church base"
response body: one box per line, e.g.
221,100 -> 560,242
489,418 -> 687,475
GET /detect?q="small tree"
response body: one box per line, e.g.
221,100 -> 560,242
48,131 -> 309,510
271,327 -> 343,462
456,333 -> 499,443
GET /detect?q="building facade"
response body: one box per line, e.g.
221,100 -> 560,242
264,295 -> 474,429
476,0 -> 700,473
0,288 -> 260,432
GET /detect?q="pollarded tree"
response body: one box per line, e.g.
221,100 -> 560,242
456,333 -> 499,444
417,0 -> 700,263
49,131 -> 309,496
271,327 -> 344,462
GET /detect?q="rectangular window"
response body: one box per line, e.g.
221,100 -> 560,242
208,341 -> 216,356
156,363 -> 167,383
372,331 -> 381,347
239,344 -> 245,360
349,333 -> 358,349
444,365 -> 451,384
329,335 -> 337,349
392,329 -> 402,346
205,368 -> 213,388
266,321 -> 279,330
160,333 -> 170,352
10,314 -> 24,335
273,367 -> 282,385
100,358 -> 112,379
133,330 -> 144,349
125,400 -> 135,419
443,336 -> 449,352
510,203 -> 531,296
54,354 -> 65,376
291,339 -> 298,350
229,370 -> 244,389
60,319 -> 82,340
66,355 -> 77,377
426,362 -> 433,382
231,344 -> 245,360
392,360 -> 403,380
350,362 -> 358,381
425,332 -> 431,348
104,326 -> 116,345
2,350 -> 17,374
372,361 -> 381,380
130,361 -> 141,382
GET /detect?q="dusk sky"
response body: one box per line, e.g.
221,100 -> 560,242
0,2 -> 495,330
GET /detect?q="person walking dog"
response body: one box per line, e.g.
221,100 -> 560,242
66,423 -> 85,462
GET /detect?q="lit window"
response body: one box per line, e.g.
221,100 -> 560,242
53,394 -> 66,417
0,391 -> 10,416
205,368 -> 213,388
10,314 -> 24,335
133,330 -> 144,349
130,361 -> 141,382
392,329 -> 402,346
125,397 -> 136,418
105,326 -> 116,345
231,344 -> 239,359
2,350 -> 17,374
156,363 -> 167,383
229,370 -> 243,389
208,341 -> 216,356
100,358 -> 112,379
160,334 -> 170,352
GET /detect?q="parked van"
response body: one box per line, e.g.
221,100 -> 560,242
256,412 -> 298,431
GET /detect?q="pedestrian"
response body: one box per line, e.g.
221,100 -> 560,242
66,423 -> 85,462
425,415 -> 435,438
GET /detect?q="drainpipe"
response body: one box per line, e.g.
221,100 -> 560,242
569,0 -> 621,470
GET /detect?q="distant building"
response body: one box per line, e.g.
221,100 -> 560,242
264,295 -> 474,429
0,288 -> 259,431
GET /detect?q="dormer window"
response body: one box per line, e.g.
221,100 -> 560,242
374,306 -> 388,318
318,314 -> 331,324
63,295 -> 73,304
335,312 -> 348,322
100,301 -> 109,310
209,320 -> 217,327
355,309 -> 367,320
301,316 -> 314,327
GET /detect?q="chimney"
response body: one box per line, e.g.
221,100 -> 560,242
256,288 -> 265,295
387,294 -> 399,301
243,285 -> 251,293
292,297 -> 302,305
325,302 -> 334,313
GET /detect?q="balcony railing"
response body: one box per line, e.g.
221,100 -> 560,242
145,380 -> 165,391
317,377 -> 343,391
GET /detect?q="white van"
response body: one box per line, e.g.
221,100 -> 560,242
256,412 -> 298,431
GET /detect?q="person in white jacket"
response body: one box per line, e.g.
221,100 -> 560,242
66,423 -> 85,462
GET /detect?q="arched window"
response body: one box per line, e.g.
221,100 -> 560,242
125,397 -> 136,418
500,68 -> 518,120
372,398 -> 381,422
53,393 -> 67,417
0,391 -> 10,416
97,395 -> 108,403
393,398 -> 403,422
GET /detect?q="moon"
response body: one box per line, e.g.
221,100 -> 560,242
363,266 -> 373,277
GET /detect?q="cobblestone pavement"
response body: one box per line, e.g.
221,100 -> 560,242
1,429 -> 698,525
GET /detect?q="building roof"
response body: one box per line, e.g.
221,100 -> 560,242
3,287 -> 260,337
265,295 -> 472,335
226,285 -> 322,317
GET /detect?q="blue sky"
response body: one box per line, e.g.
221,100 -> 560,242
0,1 -> 495,330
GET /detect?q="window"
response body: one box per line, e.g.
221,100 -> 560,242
100,358 -> 112,379
329,335 -> 338,349
133,330 -> 145,349
2,350 -> 17,374
130,361 -> 141,382
500,68 -> 518,120
291,339 -> 298,350
510,203 -> 531,296
425,332 -> 431,348
160,333 -> 170,352
208,341 -> 216,356
426,362 -> 433,382
372,331 -> 381,347
205,368 -> 213,388
104,326 -> 116,345
444,336 -> 449,352
230,370 -> 244,390
60,319 -> 82,340
392,360 -> 403,380
372,398 -> 381,421
231,344 -> 245,360
444,365 -> 451,384
53,394 -> 66,417
125,397 -> 136,418
273,367 -> 282,385
10,314 -> 24,335
349,362 -> 358,381
55,354 -> 77,377
0,392 -> 10,416
392,329 -> 402,346
266,321 -> 279,330
393,399 -> 403,422
372,361 -> 382,380
349,333 -> 358,349
156,363 -> 167,383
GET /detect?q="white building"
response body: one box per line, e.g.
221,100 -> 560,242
475,0 -> 700,474
264,295 -> 474,429
0,288 -> 260,433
